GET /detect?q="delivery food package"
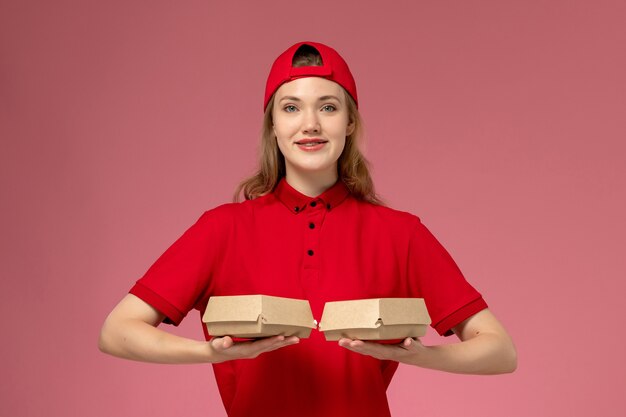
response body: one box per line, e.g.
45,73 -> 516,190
203,294 -> 316,338
318,298 -> 431,341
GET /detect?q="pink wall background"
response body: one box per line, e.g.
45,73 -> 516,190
2,1 -> 625,416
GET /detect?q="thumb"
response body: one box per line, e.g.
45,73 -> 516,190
211,336 -> 234,351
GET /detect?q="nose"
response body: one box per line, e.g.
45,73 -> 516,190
301,110 -> 320,134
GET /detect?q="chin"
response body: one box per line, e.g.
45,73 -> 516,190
290,162 -> 337,176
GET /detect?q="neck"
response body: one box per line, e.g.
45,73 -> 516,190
284,169 -> 338,197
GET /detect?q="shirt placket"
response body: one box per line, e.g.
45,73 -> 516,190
301,199 -> 328,293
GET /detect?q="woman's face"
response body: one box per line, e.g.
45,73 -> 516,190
272,77 -> 354,182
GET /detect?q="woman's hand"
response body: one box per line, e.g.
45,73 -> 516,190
338,337 -> 427,362
209,335 -> 299,363
338,309 -> 517,375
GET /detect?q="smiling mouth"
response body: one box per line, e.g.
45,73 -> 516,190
295,139 -> 328,147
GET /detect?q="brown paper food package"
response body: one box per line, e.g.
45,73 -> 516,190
203,295 -> 317,338
318,298 -> 431,341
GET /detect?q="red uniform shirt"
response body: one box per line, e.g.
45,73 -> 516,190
130,178 -> 487,417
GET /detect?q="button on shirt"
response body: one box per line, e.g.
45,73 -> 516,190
130,178 -> 487,417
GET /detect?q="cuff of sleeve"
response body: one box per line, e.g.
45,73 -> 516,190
129,282 -> 185,326
433,297 -> 488,337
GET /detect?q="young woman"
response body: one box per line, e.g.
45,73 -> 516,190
99,41 -> 517,417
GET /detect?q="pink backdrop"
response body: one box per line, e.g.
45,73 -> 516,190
2,1 -> 625,416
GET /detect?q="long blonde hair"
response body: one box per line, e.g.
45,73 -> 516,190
234,48 -> 383,205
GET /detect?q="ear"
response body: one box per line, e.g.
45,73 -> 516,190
346,119 -> 356,137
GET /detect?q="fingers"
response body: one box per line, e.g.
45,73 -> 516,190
338,338 -> 365,348
260,336 -> 299,353
210,335 -> 300,362
338,337 -> 421,361
338,338 -> 388,360
249,335 -> 299,353
244,335 -> 300,359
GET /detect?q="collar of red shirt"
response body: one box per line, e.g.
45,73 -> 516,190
274,177 -> 350,214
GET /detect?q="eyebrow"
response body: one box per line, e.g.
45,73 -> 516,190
279,95 -> 341,102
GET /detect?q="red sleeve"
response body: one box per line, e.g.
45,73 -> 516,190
408,219 -> 488,336
129,209 -> 226,325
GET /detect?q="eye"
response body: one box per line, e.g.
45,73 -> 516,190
283,105 -> 298,113
321,104 -> 336,112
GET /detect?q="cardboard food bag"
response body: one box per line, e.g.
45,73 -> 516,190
318,298 -> 431,341
202,295 -> 316,338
